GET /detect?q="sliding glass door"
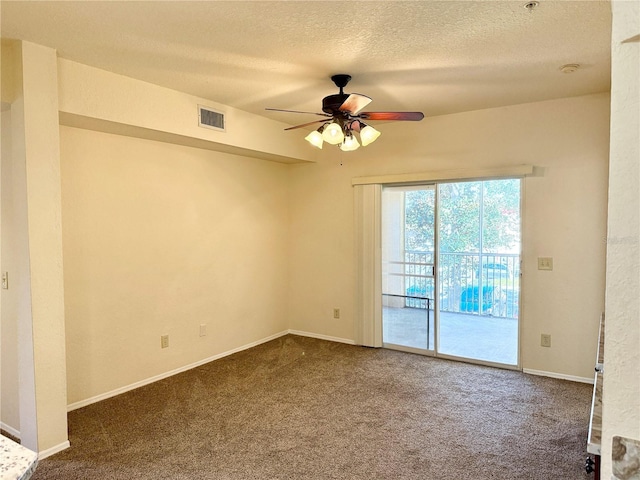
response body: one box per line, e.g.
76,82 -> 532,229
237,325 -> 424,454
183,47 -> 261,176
381,179 -> 521,367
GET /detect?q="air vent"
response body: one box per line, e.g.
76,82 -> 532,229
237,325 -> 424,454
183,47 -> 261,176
198,105 -> 225,132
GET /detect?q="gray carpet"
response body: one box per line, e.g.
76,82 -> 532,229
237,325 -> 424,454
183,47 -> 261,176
33,335 -> 592,479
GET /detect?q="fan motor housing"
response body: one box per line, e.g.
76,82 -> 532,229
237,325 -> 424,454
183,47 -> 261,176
322,94 -> 349,114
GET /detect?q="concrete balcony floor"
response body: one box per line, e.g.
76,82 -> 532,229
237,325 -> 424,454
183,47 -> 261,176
383,306 -> 518,365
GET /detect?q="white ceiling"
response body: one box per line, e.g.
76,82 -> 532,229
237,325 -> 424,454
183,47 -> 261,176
1,1 -> 612,127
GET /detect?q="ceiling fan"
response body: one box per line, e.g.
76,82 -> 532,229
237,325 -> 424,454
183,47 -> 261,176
266,74 -> 424,151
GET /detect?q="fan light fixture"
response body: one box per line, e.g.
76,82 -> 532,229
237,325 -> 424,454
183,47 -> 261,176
340,133 -> 360,152
359,124 -> 381,146
304,129 -> 324,149
305,121 -> 380,150
321,122 -> 345,145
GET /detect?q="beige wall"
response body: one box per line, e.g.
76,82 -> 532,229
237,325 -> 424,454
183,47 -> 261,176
1,40 -> 19,104
61,126 -> 291,404
602,0 -> 640,477
57,58 -> 313,164
288,93 -> 610,380
5,49 -> 299,412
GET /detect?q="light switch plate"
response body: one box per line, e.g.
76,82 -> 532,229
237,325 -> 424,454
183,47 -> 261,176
538,257 -> 553,270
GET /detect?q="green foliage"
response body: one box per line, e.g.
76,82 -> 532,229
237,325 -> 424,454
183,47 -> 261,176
404,189 -> 435,251
438,182 -> 481,253
480,180 -> 521,253
404,180 -> 520,254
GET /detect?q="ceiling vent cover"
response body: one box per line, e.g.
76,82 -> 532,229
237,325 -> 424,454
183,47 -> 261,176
198,105 -> 225,132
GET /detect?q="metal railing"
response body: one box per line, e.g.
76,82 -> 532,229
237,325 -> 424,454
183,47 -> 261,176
404,250 -> 519,318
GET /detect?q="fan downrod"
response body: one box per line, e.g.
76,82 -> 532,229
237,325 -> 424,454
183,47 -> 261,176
331,74 -> 352,94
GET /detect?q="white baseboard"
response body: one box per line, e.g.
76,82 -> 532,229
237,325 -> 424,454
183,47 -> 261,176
67,330 -> 290,411
523,368 -> 594,384
39,440 -> 70,460
0,422 -> 20,439
288,329 -> 355,345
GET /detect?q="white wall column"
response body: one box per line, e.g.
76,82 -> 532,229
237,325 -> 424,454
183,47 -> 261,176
11,40 -> 69,455
602,1 -> 640,477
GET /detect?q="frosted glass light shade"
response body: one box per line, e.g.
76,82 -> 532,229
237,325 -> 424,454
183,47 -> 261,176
304,130 -> 324,149
359,125 -> 381,146
322,122 -> 345,145
340,135 -> 360,152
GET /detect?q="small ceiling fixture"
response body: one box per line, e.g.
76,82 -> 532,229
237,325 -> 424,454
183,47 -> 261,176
523,1 -> 539,11
560,63 -> 580,74
267,74 -> 424,151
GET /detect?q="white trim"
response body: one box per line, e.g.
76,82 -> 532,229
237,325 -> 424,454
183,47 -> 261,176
383,343 -> 436,356
67,330 -> 289,411
437,352 -> 521,371
287,329 -> 355,345
517,178 -> 525,370
523,368 -> 594,384
0,422 -> 20,439
352,164 -> 534,186
38,440 -> 70,460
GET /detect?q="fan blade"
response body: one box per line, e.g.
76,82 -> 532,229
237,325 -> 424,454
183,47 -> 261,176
359,112 -> 425,121
266,108 -> 331,117
339,94 -> 372,115
284,119 -> 330,131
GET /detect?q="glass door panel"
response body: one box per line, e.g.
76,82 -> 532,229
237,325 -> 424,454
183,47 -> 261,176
382,186 -> 435,352
437,180 -> 521,365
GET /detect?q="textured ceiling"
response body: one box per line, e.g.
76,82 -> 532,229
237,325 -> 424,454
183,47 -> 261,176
1,1 -> 612,126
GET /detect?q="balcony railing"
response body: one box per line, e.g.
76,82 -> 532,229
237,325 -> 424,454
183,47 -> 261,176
404,251 -> 519,319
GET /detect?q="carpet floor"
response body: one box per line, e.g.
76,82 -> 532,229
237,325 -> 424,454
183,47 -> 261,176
32,335 -> 593,479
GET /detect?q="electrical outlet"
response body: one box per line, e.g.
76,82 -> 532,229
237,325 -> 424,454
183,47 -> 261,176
2,272 -> 8,289
333,308 -> 340,319
538,257 -> 553,270
541,334 -> 551,347
199,324 -> 207,337
161,335 -> 169,348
